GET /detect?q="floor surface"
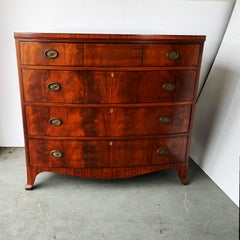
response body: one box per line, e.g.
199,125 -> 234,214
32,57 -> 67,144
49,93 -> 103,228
0,147 -> 238,240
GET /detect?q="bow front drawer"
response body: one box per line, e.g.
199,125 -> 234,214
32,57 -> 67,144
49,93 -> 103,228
28,137 -> 188,168
20,42 -> 83,66
26,105 -> 191,137
22,69 -> 197,103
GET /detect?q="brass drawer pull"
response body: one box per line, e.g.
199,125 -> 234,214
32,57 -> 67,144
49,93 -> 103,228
166,51 -> 179,60
51,150 -> 63,158
162,82 -> 176,91
156,148 -> 169,156
44,49 -> 59,59
159,116 -> 172,124
49,118 -> 62,126
48,82 -> 61,92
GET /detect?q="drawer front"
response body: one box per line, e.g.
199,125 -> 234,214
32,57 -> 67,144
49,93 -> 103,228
26,105 -> 191,137
28,137 -> 188,168
86,70 -> 197,103
19,42 -> 200,66
20,42 -> 83,66
84,44 -> 142,66
22,69 -> 85,103
143,44 -> 200,66
22,69 -> 196,103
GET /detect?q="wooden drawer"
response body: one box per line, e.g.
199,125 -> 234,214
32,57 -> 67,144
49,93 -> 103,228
28,137 -> 188,168
86,70 -> 197,103
26,105 -> 191,137
20,42 -> 83,66
22,69 -> 196,103
84,44 -> 142,66
22,69 -> 85,103
143,44 -> 200,66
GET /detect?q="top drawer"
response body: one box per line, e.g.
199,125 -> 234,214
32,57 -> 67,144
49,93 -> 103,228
143,44 -> 200,66
19,41 -> 200,67
20,42 -> 83,66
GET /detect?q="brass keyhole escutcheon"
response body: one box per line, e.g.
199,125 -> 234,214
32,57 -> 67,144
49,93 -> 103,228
44,49 -> 59,59
166,51 -> 179,60
51,150 -> 63,158
48,82 -> 61,92
49,118 -> 62,127
111,72 -> 115,78
109,141 -> 113,146
109,108 -> 114,114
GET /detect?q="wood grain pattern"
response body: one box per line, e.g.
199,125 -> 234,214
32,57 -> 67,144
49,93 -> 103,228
143,44 -> 200,66
22,69 -> 85,103
15,32 -> 205,42
84,44 -> 142,66
20,42 -> 83,66
87,70 -> 197,103
14,33 -> 205,189
22,69 -> 197,103
25,105 -> 191,137
24,163 -> 188,190
28,137 -> 188,168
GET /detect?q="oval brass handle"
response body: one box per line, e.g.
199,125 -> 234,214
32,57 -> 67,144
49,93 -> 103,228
44,49 -> 59,59
166,51 -> 179,60
49,118 -> 62,126
156,148 -> 169,156
51,150 -> 63,158
162,82 -> 176,92
159,116 -> 172,124
48,82 -> 61,92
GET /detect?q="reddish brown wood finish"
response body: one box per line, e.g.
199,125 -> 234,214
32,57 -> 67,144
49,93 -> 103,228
14,33 -> 205,189
22,69 -> 197,103
28,137 -> 187,168
25,105 -> 191,137
84,44 -> 142,66
143,44 -> 200,66
22,69 -> 85,103
20,42 -> 83,66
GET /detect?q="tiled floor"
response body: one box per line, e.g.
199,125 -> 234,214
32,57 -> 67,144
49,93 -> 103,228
0,147 -> 238,240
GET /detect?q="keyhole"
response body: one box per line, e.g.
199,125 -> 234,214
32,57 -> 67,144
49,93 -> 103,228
111,72 -> 115,78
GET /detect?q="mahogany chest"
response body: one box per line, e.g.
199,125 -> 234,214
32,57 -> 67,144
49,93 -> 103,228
14,33 -> 205,189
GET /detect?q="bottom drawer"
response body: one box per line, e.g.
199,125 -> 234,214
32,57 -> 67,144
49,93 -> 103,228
28,137 -> 188,168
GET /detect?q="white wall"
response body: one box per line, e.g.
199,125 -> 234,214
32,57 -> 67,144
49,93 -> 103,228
191,0 -> 239,206
0,0 -> 237,204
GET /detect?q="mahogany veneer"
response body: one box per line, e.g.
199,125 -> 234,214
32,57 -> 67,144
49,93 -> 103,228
15,33 -> 205,189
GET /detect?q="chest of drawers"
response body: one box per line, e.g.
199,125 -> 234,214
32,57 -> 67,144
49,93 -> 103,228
15,33 -> 205,190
